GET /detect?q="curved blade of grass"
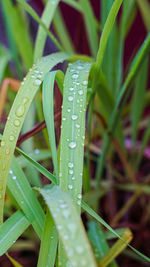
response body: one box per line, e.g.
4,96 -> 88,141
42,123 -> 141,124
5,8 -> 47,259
0,211 -> 30,256
53,7 -> 75,53
6,253 -> 23,267
37,209 -> 58,267
99,228 -> 133,267
96,32 -> 150,183
37,185 -> 97,267
1,0 -> 33,69
79,0 -> 98,58
0,52 -> 71,223
43,71 -> 59,182
62,0 -> 83,12
82,201 -> 150,262
16,147 -> 57,184
59,61 -> 92,209
88,221 -> 117,266
16,0 -> 63,52
17,149 -> 51,168
34,0 -> 60,62
8,156 -> 45,237
0,45 -> 11,84
131,57 -> 148,148
138,0 -> 150,30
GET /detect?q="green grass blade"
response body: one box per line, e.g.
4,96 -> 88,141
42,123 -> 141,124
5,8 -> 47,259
17,149 -> 51,168
131,57 -> 148,148
59,61 -> 91,209
16,0 -> 63,52
8,157 -> 45,237
37,185 -> 97,267
138,0 -> 150,30
37,209 -> 58,267
34,0 -> 60,62
0,211 -> 30,256
82,201 -> 150,263
53,7 -> 75,53
0,45 -> 11,83
16,147 -> 57,184
95,0 -> 123,72
1,0 -> 33,69
0,52 -> 71,223
79,0 -> 98,58
62,0 -> 83,13
43,72 -> 59,182
88,221 -> 117,266
96,32 -> 150,183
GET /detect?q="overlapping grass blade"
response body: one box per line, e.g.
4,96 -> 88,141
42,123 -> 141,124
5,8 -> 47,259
59,61 -> 91,209
82,201 -> 150,262
37,209 -> 58,267
16,0 -> 63,52
17,149 -> 51,168
8,156 -> 45,237
79,0 -> 98,58
0,211 -> 30,256
138,0 -> 150,30
0,52 -> 71,223
43,71 -> 59,182
96,33 -> 150,183
88,221 -> 117,266
131,57 -> 148,148
53,8 -> 75,53
34,0 -> 60,62
0,45 -> 11,83
62,0 -> 83,13
37,185 -> 97,267
1,0 -> 33,69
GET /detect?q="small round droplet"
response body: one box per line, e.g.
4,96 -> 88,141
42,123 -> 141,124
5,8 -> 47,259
67,108 -> 71,112
68,96 -> 73,102
72,74 -> 79,79
12,176 -> 16,180
34,79 -> 42,86
76,124 -> 80,128
69,87 -> 74,91
77,194 -> 82,199
69,169 -> 73,175
14,119 -> 20,127
62,117 -> 66,121
72,176 -> 75,180
9,170 -> 13,174
82,80 -> 88,86
35,149 -> 40,154
69,142 -> 76,149
77,200 -> 81,205
68,184 -> 73,190
72,115 -> 78,120
9,135 -> 15,142
1,141 -> 5,147
78,90 -> 83,95
68,162 -> 73,168
16,105 -> 25,118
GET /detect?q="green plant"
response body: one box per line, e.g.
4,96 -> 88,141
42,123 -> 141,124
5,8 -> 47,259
0,0 -> 150,266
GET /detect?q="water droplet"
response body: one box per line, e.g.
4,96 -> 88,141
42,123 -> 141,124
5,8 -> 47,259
82,80 -> 88,86
69,68 -> 75,72
62,117 -> 66,121
72,115 -> 78,120
68,184 -> 73,190
35,149 -> 40,154
62,209 -> 70,218
34,79 -> 42,86
9,170 -> 13,174
58,225 -> 62,230
9,135 -> 15,142
68,96 -> 73,102
31,75 -> 35,78
69,87 -> 74,91
77,200 -> 81,205
75,246 -> 84,254
12,175 -> 16,180
76,124 -> 80,128
77,99 -> 80,103
16,105 -> 25,118
77,65 -> 84,70
14,119 -> 20,127
69,142 -> 76,149
72,74 -> 79,79
38,74 -> 42,78
1,141 -> 5,147
69,169 -> 73,175
68,162 -> 73,168
35,70 -> 39,74
67,108 -> 71,112
6,148 -> 10,155
72,176 -> 75,180
78,90 -> 83,95
77,194 -> 82,199
60,203 -> 67,208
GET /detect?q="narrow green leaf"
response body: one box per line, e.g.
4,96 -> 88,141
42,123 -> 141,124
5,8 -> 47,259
17,149 -> 51,168
0,52 -> 71,223
59,61 -> 92,210
62,0 -> 83,13
37,209 -> 58,267
0,45 -> 11,83
16,0 -> 63,52
82,201 -> 150,263
34,0 -> 60,62
1,0 -> 33,69
0,211 -> 30,256
8,156 -> 45,237
43,71 -> 59,182
37,185 -> 97,267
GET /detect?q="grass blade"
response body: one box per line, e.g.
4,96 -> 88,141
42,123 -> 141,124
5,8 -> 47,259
37,209 -> 58,267
16,0 -> 63,52
0,45 -> 11,84
37,185 -> 97,267
34,0 -> 60,62
0,52 -> 71,223
43,72 -> 59,182
0,211 -> 30,256
59,61 -> 91,209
